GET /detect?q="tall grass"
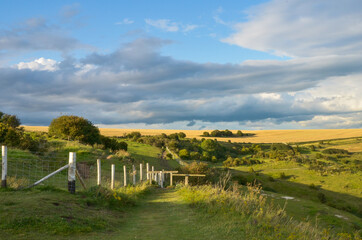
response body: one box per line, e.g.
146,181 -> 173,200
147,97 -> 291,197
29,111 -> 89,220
177,183 -> 360,240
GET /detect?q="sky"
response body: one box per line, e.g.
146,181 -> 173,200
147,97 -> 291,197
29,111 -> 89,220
0,0 -> 361,130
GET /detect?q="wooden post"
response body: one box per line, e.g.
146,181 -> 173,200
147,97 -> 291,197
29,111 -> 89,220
1,146 -> 7,188
160,171 -> 164,188
123,165 -> 127,187
97,159 -> 101,186
140,163 -> 143,182
146,163 -> 149,180
152,166 -> 155,180
111,164 -> 115,189
170,173 -> 173,186
132,165 -> 136,185
68,152 -> 76,194
185,175 -> 189,186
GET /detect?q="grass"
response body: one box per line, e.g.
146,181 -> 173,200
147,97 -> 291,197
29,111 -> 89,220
177,184 -> 361,239
23,126 -> 362,143
0,183 -> 152,240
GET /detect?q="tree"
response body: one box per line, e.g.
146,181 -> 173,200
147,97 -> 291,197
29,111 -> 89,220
49,115 -> 101,145
203,131 -> 210,137
0,111 -> 21,128
178,132 -> 186,139
236,130 -> 243,137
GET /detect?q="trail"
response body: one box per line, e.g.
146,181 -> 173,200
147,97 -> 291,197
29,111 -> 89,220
105,189 -> 227,240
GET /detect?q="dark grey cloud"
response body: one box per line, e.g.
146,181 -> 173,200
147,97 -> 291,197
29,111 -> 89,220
1,38 -> 361,128
0,18 -> 86,54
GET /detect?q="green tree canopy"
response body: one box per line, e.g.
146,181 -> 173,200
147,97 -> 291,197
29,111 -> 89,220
49,115 -> 101,145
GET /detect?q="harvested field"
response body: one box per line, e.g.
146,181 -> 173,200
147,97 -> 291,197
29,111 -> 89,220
23,126 -> 362,143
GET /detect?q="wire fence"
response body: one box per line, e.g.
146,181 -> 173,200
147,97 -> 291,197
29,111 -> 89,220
1,145 -> 155,191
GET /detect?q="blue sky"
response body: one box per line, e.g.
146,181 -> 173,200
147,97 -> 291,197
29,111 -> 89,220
0,0 -> 361,129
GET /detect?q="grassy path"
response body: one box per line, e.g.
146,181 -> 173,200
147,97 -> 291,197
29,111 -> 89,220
89,188 -> 236,240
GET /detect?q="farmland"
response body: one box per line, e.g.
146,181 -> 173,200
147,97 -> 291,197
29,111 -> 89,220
24,126 -> 362,143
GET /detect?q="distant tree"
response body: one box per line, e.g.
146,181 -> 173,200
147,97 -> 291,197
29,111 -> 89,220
203,131 -> 210,137
178,132 -> 186,139
236,130 -> 243,137
49,115 -> 101,145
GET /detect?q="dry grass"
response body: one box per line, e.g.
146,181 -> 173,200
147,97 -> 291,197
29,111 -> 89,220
23,126 -> 362,143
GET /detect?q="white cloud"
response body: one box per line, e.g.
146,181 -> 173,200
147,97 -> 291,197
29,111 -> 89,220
145,19 -> 179,32
145,19 -> 199,33
223,0 -> 362,57
116,18 -> 134,25
16,58 -> 58,71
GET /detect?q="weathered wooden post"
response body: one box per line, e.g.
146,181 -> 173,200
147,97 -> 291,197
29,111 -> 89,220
146,163 -> 149,180
132,165 -> 136,185
160,171 -> 164,188
111,164 -> 115,189
68,152 -> 76,194
185,175 -> 189,186
123,165 -> 127,187
152,166 -> 155,180
1,146 -> 7,188
170,172 -> 173,186
140,163 -> 143,182
97,159 -> 101,186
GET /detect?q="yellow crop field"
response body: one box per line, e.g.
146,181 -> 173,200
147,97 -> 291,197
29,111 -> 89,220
23,126 -> 362,143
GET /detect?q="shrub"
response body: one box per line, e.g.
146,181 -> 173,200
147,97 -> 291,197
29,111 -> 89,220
322,148 -> 349,155
203,131 -> 210,137
190,151 -> 200,160
0,111 -> 21,128
317,192 -> 327,203
179,149 -> 190,160
279,172 -> 287,179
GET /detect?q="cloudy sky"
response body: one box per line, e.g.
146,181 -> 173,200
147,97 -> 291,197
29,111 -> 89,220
0,0 -> 361,130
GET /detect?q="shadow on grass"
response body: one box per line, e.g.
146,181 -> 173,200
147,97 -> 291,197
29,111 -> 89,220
230,168 -> 362,219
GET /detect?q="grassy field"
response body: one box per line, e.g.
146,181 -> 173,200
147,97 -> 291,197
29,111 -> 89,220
24,126 -> 362,143
2,128 -> 361,239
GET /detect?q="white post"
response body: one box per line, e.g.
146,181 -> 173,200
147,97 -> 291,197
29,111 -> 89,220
132,165 -> 136,185
123,165 -> 127,187
1,146 -> 7,188
140,163 -> 143,182
68,152 -> 76,194
97,159 -> 101,186
146,163 -> 149,180
170,173 -> 173,186
111,164 -> 115,190
152,166 -> 155,180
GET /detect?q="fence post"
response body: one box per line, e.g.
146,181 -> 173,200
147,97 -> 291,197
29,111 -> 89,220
132,165 -> 136,185
123,165 -> 127,187
160,171 -> 164,188
185,175 -> 189,186
146,163 -> 149,180
68,152 -> 76,194
1,146 -> 7,188
170,173 -> 173,186
140,163 -> 143,182
111,164 -> 115,190
152,166 -> 155,180
97,159 -> 101,186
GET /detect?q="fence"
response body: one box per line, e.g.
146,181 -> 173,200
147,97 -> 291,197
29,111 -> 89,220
1,145 -> 205,193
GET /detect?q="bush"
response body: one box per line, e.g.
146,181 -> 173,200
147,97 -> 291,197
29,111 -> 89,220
100,136 -> 127,152
190,151 -> 200,160
49,115 -> 101,145
179,149 -> 190,160
271,143 -> 293,151
322,148 -> 349,155
317,192 -> 327,203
